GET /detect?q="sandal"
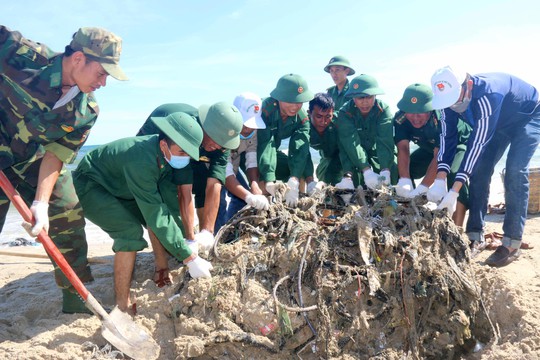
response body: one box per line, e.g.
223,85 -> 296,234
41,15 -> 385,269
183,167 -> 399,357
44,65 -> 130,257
153,268 -> 172,288
484,232 -> 503,250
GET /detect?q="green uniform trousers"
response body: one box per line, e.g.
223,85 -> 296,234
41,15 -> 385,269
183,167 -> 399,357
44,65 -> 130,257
73,171 -> 184,252
0,163 -> 93,289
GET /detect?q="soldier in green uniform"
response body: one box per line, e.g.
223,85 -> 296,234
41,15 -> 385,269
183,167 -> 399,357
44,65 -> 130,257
0,25 -> 127,313
73,113 -> 214,313
137,102 -> 243,243
324,55 -> 355,114
257,73 -> 315,207
394,83 -> 471,226
307,93 -> 342,186
335,74 -> 397,193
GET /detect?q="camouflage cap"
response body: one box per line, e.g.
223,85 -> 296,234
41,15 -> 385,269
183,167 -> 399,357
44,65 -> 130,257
70,27 -> 128,81
324,55 -> 355,75
345,74 -> 384,98
199,102 -> 243,149
397,83 -> 433,113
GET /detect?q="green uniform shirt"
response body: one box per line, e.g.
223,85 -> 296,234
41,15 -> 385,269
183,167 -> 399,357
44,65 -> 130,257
0,25 -> 98,171
309,121 -> 342,185
136,103 -> 228,188
327,79 -> 350,113
337,98 -> 395,174
394,110 -> 472,151
257,97 -> 310,182
76,135 -> 192,261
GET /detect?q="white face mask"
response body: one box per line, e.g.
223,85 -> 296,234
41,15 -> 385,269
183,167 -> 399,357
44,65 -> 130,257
165,144 -> 190,169
450,96 -> 471,113
450,78 -> 471,113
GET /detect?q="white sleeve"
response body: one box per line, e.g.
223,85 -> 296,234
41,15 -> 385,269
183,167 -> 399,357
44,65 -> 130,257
225,160 -> 235,178
245,151 -> 257,169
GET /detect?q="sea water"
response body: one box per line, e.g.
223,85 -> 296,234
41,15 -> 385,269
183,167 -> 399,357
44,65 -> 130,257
1,143 -> 540,245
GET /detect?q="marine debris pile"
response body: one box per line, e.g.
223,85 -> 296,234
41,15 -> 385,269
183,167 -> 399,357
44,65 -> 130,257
166,184 -> 493,359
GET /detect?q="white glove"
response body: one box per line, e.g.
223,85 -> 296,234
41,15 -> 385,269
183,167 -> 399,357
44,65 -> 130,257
437,190 -> 459,216
265,182 -> 276,196
409,184 -> 429,198
335,177 -> 354,204
194,229 -> 215,253
380,170 -> 391,186
395,178 -> 413,197
427,179 -> 447,202
186,239 -> 199,255
186,256 -> 213,278
335,177 -> 354,190
245,193 -> 270,210
363,169 -> 380,190
21,200 -> 49,237
307,181 -> 325,196
285,178 -> 299,207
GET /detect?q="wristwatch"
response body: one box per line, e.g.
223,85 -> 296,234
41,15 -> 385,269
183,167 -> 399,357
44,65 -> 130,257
343,171 -> 353,178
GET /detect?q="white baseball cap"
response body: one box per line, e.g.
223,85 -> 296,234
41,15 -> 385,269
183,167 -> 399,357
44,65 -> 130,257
431,66 -> 468,109
233,92 -> 266,129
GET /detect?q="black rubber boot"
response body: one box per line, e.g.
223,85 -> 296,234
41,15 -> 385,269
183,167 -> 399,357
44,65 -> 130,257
62,289 -> 93,315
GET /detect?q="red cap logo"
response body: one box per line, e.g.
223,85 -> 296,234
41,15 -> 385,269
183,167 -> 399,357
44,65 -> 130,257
353,83 -> 359,89
436,82 -> 445,91
298,86 -> 304,94
254,105 -> 260,113
411,97 -> 417,104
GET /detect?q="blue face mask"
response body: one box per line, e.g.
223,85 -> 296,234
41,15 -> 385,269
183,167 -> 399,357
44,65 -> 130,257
239,131 -> 255,140
165,145 -> 190,169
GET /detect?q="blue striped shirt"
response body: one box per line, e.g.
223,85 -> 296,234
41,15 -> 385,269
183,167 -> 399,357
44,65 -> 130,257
438,73 -> 539,183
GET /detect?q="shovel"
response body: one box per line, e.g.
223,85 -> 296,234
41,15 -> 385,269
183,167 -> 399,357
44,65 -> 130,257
0,171 -> 160,360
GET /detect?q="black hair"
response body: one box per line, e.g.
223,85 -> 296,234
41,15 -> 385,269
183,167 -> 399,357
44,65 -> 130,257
309,93 -> 335,112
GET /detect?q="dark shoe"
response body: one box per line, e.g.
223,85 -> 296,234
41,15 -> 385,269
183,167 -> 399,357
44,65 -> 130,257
485,246 -> 521,267
62,289 -> 93,315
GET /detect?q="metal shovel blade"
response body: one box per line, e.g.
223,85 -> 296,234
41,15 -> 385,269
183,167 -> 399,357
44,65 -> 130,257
101,307 -> 160,360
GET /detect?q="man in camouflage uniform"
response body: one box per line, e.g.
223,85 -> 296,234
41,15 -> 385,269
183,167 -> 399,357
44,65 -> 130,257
325,56 -> 355,114
0,25 -> 127,313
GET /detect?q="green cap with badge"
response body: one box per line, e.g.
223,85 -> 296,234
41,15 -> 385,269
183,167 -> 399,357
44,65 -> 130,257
270,73 -> 314,103
323,55 -> 355,75
199,102 -> 243,149
397,83 -> 433,113
150,112 -> 203,159
345,74 -> 384,98
70,27 -> 128,81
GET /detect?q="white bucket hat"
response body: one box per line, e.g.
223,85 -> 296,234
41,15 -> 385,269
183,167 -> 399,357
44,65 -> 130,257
431,66 -> 468,109
233,92 -> 266,129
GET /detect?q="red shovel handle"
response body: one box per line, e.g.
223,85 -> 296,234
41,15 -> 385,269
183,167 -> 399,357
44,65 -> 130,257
0,171 -> 89,300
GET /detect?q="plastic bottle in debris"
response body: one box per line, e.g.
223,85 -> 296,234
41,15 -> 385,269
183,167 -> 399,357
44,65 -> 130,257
259,321 -> 277,336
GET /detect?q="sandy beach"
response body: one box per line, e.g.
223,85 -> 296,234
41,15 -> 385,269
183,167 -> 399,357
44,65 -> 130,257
2,174 -> 540,359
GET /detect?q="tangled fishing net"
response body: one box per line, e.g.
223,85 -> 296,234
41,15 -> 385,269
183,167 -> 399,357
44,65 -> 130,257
164,183 -> 494,359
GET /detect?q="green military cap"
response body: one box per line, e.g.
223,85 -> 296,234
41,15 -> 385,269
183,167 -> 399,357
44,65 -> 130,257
323,55 -> 355,75
70,27 -> 128,81
345,74 -> 384,98
270,73 -> 314,103
199,102 -> 243,149
150,112 -> 203,159
397,83 -> 433,113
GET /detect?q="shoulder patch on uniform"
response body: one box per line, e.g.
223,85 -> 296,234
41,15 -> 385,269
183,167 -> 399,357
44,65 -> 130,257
394,111 -> 407,125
